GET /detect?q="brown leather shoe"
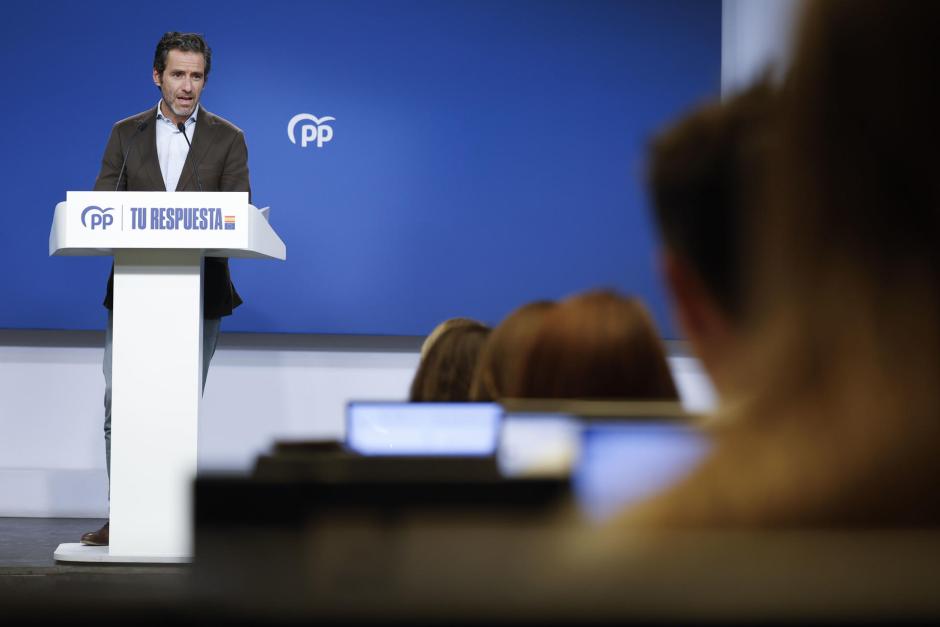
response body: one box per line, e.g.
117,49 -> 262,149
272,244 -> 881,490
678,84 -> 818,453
80,521 -> 109,546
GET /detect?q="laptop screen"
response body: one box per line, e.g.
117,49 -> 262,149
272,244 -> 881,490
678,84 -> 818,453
573,422 -> 710,522
346,402 -> 501,456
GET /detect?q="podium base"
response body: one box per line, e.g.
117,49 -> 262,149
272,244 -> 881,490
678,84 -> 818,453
54,543 -> 191,564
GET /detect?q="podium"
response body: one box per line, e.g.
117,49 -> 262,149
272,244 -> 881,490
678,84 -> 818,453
50,191 -> 286,563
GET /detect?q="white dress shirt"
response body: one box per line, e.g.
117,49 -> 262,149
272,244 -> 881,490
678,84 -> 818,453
155,100 -> 199,192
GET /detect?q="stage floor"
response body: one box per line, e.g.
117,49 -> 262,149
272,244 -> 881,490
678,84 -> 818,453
0,517 -> 103,568
0,517 -> 189,597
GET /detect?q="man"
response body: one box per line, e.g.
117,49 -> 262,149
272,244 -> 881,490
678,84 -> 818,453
646,81 -> 774,399
80,32 -> 250,546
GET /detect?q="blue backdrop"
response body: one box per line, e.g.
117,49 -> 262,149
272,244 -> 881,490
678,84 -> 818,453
0,0 -> 720,336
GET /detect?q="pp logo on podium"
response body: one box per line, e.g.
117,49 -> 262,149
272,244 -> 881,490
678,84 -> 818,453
288,113 -> 335,148
81,206 -> 114,230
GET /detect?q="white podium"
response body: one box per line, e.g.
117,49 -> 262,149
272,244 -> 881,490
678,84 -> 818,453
50,191 -> 286,563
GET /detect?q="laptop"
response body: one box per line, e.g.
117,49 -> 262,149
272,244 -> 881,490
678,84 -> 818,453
345,401 -> 502,457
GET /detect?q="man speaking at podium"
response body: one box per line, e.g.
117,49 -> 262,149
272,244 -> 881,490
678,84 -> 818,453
80,32 -> 251,546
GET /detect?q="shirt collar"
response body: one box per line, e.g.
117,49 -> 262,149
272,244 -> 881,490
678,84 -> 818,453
156,100 -> 199,128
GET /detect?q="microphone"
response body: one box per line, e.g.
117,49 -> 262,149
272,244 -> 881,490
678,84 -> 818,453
177,122 -> 203,192
114,120 -> 149,191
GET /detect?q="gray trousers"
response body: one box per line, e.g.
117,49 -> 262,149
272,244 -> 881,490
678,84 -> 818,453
103,312 -> 222,478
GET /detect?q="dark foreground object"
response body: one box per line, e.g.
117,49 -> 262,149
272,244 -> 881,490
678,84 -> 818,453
4,455 -> 940,625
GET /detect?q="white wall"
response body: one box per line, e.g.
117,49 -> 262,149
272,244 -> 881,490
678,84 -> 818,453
0,330 -> 423,517
0,329 -> 714,518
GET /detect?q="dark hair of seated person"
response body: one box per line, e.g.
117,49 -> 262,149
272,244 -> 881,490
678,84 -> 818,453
410,319 -> 491,402
645,80 -> 777,398
647,78 -> 775,324
515,290 -> 678,400
470,300 -> 555,401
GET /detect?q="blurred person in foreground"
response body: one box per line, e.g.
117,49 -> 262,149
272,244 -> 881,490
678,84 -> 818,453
410,318 -> 491,402
470,301 -> 555,401
626,0 -> 940,526
516,291 -> 678,401
648,81 -> 775,402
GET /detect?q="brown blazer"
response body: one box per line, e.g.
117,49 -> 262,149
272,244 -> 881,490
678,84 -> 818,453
94,105 -> 250,318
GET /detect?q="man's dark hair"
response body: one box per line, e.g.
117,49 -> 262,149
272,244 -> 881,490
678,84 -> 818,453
153,32 -> 212,80
647,81 -> 776,322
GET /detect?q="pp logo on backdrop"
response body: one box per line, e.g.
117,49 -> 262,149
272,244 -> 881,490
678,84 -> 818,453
287,113 -> 335,148
81,205 -> 114,230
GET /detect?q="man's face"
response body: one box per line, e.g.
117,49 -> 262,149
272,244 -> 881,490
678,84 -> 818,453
153,49 -> 206,125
